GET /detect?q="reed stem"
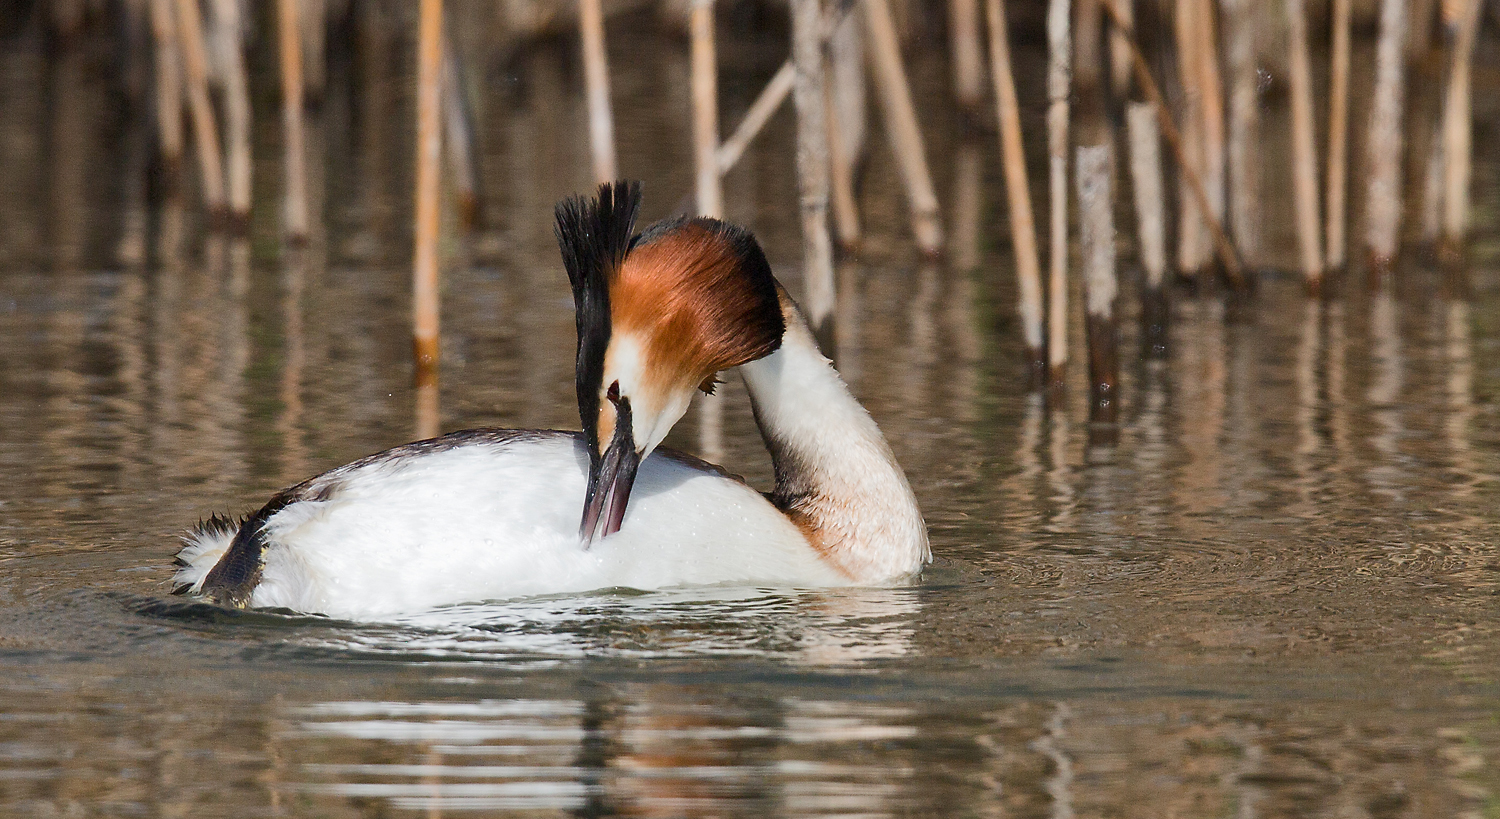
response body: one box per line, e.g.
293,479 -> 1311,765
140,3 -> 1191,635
1128,101 -> 1169,357
1286,0 -> 1323,290
1364,0 -> 1410,281
948,0 -> 985,120
412,0 -> 444,387
985,0 -> 1045,379
278,0 -> 309,242
791,0 -> 836,351
1076,145 -> 1117,428
1046,0 -> 1070,390
211,0 -> 251,229
865,0 -> 944,256
172,0 -> 225,219
579,0 -> 617,186
1325,0 -> 1352,273
1439,0 -> 1483,267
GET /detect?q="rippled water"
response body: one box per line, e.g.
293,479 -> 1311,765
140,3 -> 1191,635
3,6 -> 1500,817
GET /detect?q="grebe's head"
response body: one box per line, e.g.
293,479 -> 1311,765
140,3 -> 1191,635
556,181 -> 784,545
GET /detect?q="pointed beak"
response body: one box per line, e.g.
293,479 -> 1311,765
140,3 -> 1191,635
580,392 -> 640,547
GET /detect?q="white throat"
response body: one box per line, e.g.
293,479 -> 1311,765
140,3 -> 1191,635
739,299 -> 929,582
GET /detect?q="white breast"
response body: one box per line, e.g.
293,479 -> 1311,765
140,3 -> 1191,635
174,432 -> 849,619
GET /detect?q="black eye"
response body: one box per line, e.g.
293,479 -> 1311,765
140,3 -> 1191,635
606,380 -> 620,402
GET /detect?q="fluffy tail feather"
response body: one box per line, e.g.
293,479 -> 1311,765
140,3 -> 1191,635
172,514 -> 240,594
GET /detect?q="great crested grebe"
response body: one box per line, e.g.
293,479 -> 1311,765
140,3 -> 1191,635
173,182 -> 928,618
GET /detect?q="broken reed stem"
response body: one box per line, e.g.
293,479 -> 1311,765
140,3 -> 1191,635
148,0 -> 183,181
1286,0 -> 1324,290
1128,102 -> 1169,358
689,0 -> 724,463
716,60 -> 792,174
442,44 -> 480,230
791,0 -> 836,350
1109,0 -> 1133,99
1325,0 -> 1352,272
172,0 -> 225,218
1076,145 -> 1118,427
278,0 -> 309,242
1363,0 -> 1410,280
1221,0 -> 1259,267
1100,0 -> 1247,289
864,0 -> 944,256
211,0 -> 251,228
689,0 -> 722,220
579,0 -> 617,186
828,7 -> 867,171
825,70 -> 861,252
412,0 -> 443,387
984,0 -> 1045,378
1046,0 -> 1070,388
1196,0 -> 1227,276
1439,0 -> 1483,266
948,0 -> 985,119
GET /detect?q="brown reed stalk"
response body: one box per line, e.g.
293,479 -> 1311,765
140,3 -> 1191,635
1286,0 -> 1324,291
1100,0 -> 1247,289
579,0 -> 617,186
172,0 -> 226,219
1173,0 -> 1205,276
985,0 -> 1045,380
1439,0 -> 1484,267
412,0 -> 444,388
689,0 -> 722,220
148,0 -> 183,183
948,0 -> 985,121
1109,0 -> 1133,99
1196,0 -> 1226,276
1364,0 -> 1410,281
1076,144 -> 1118,430
1325,0 -> 1352,273
829,7 -> 867,172
865,0 -> 944,256
1221,0 -> 1259,267
1127,101 -> 1169,357
1046,0 -> 1070,390
791,0 -> 836,350
825,71 -> 862,253
278,0 -> 309,242
210,0 -> 251,229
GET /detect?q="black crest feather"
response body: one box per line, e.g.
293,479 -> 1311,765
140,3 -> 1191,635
555,181 -> 642,463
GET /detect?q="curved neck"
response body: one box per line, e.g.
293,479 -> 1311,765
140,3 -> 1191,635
739,297 -> 929,582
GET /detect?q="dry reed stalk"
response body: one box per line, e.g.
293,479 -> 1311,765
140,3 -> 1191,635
1127,101 -> 1169,357
1173,0 -> 1206,276
300,0 -> 327,100
442,45 -> 480,230
716,60 -> 792,174
148,0 -> 183,182
579,0 -> 617,186
791,0 -> 836,350
1109,0 -> 1133,98
825,72 -> 862,253
1100,0 -> 1246,289
689,0 -> 723,463
1326,0 -> 1352,273
210,0 -> 251,229
1221,0 -> 1259,267
412,0 -> 444,386
278,0 -> 309,242
865,0 -> 944,256
948,0 -> 985,120
1195,0 -> 1226,271
172,0 -> 226,219
1439,0 -> 1483,267
985,0 -> 1045,379
1046,0 -> 1070,390
1286,0 -> 1323,291
689,0 -> 722,220
1076,145 -> 1117,428
1364,0 -> 1410,280
829,7 -> 867,169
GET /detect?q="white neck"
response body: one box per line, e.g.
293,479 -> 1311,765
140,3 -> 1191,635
739,299 -> 929,582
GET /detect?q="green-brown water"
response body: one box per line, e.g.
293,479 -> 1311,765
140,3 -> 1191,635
2,5 -> 1500,816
